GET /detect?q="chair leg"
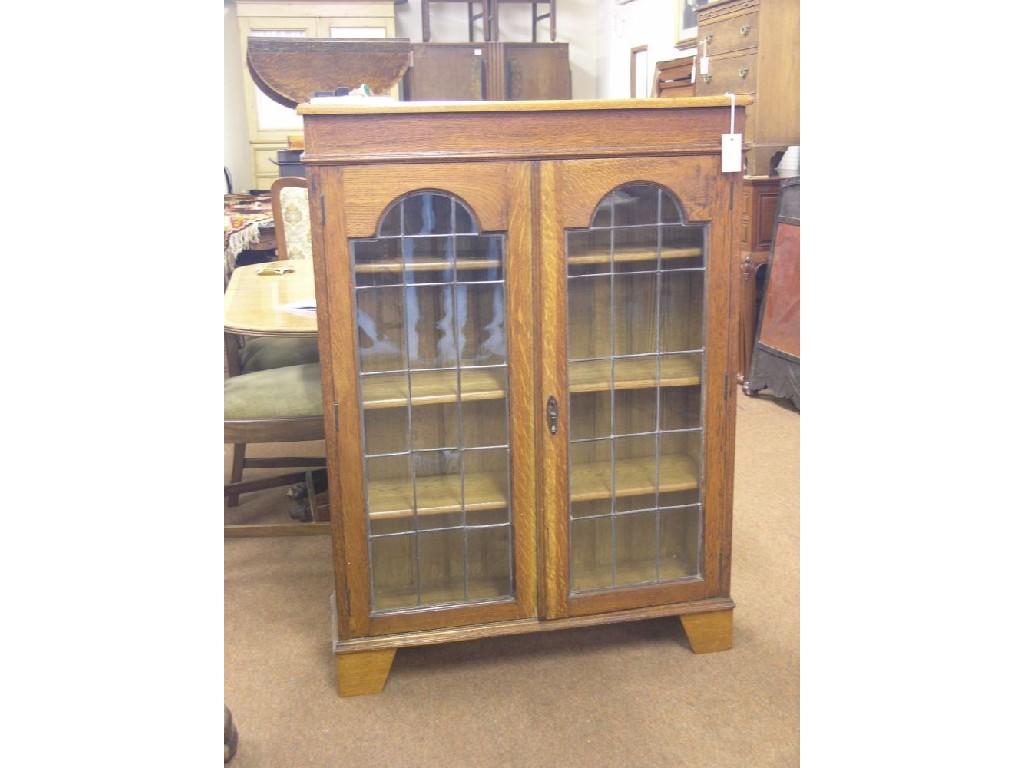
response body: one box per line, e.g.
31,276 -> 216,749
227,443 -> 246,507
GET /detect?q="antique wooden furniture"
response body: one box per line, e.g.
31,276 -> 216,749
246,38 -> 412,107
224,260 -> 326,532
693,0 -> 799,175
403,42 -> 570,100
422,0 -> 556,42
296,95 -> 749,696
654,56 -> 696,98
746,177 -> 798,407
234,1 -> 398,192
734,175 -> 780,385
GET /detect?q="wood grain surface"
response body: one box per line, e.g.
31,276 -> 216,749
300,100 -> 743,650
680,608 -> 733,653
336,648 -> 397,697
223,259 -> 317,338
334,597 -> 735,652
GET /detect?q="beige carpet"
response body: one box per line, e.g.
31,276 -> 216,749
225,389 -> 799,767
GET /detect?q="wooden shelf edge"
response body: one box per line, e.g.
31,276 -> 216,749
355,259 -> 501,274
567,246 -> 702,266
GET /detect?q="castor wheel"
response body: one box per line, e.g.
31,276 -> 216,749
742,380 -> 758,397
224,706 -> 239,763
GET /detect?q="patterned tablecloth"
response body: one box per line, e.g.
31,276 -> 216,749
224,195 -> 274,276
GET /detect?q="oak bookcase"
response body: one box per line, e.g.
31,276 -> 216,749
298,96 -> 749,696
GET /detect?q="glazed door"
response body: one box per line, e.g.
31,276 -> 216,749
314,163 -> 537,638
537,157 -> 735,619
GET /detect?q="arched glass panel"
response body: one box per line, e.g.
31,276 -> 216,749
350,191 -> 512,613
565,183 -> 705,593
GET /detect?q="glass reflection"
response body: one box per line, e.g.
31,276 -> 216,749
566,183 -> 706,593
353,191 -> 515,613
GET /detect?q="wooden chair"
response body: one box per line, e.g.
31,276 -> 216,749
422,0 -> 490,41
492,0 -> 556,42
270,177 -> 313,261
422,0 -> 556,43
228,177 -> 318,380
224,361 -> 328,535
225,176 -> 326,533
654,56 -> 696,98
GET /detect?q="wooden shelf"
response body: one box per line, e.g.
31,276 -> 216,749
569,355 -> 700,393
355,259 -> 501,274
369,470 -> 508,519
363,356 -> 699,411
572,560 -> 695,591
363,368 -> 506,409
569,454 -> 698,502
567,245 -> 702,266
367,453 -> 697,520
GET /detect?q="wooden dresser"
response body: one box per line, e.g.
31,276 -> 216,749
694,0 -> 799,175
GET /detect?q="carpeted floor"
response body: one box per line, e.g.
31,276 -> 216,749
225,389 -> 799,767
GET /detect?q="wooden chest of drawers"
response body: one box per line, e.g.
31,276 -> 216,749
694,0 -> 798,175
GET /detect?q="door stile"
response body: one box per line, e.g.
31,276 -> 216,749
505,162 -> 538,619
537,160 -> 571,619
315,165 -> 373,639
700,171 -> 738,597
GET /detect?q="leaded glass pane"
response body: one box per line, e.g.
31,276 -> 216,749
567,183 -> 706,592
354,191 -> 514,613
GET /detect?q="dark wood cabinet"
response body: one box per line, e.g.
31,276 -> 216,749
732,176 -> 780,385
405,44 -> 485,100
404,42 -> 570,101
504,42 -> 571,99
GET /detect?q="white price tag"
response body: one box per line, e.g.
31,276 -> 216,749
721,91 -> 741,172
699,56 -> 709,75
722,133 -> 742,173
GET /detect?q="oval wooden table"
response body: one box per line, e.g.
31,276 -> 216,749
224,258 -> 325,537
224,258 -> 317,338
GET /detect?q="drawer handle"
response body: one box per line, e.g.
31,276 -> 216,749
701,73 -> 712,83
738,66 -> 750,79
740,24 -> 751,36
704,33 -> 713,44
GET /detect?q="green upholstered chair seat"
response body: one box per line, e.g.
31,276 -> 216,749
225,363 -> 323,421
239,335 -> 320,374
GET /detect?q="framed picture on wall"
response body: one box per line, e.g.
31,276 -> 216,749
675,0 -> 709,46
